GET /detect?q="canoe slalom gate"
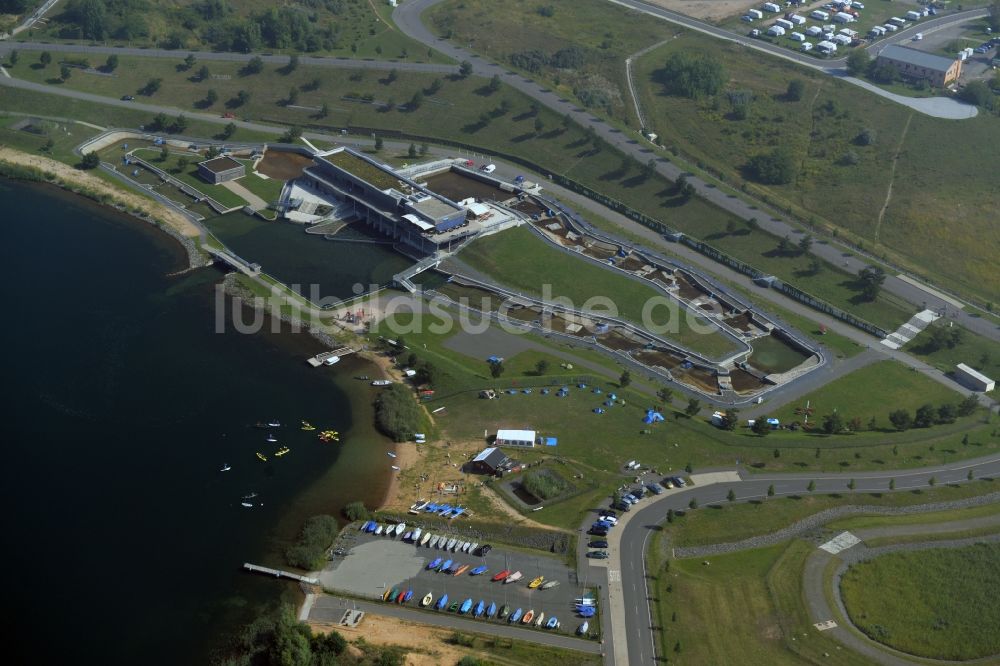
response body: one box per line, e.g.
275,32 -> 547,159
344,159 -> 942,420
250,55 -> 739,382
306,347 -> 355,367
244,563 -> 320,585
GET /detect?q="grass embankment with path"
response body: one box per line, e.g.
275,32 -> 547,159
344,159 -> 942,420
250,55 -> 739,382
840,542 -> 1000,660
458,226 -> 742,359
131,147 -> 248,208
666,478 -> 1000,548
430,0 -> 1000,305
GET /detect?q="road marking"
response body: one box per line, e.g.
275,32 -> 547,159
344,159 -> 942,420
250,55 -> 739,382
814,620 -> 838,631
818,531 -> 861,554
0,65 -> 9,79
608,569 -> 621,583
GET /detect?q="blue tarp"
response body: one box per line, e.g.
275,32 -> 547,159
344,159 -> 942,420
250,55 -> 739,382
593,408 -> 605,414
643,409 -> 665,424
544,437 -> 558,446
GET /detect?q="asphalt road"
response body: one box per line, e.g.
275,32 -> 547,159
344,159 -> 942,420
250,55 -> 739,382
392,0 -> 999,343
600,452 -> 1000,665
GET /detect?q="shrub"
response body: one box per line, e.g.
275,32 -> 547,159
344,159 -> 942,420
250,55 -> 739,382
374,384 -> 422,442
746,148 -> 796,184
521,470 -> 569,500
342,501 -> 370,522
659,52 -> 725,99
285,515 -> 339,570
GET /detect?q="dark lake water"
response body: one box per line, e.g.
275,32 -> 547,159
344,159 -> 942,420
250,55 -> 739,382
0,179 -> 393,664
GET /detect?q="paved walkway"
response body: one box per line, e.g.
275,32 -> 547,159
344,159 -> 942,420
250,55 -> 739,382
881,309 -> 939,350
221,180 -> 266,211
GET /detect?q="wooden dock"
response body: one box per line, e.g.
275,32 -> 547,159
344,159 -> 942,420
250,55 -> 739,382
244,563 -> 320,585
306,347 -> 355,367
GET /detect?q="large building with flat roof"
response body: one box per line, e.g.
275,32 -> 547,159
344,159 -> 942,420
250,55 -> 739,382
198,155 -> 245,184
876,44 -> 962,87
303,148 -> 472,253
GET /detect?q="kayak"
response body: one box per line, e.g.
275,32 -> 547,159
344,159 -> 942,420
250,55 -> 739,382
401,589 -> 413,603
470,565 -> 488,576
528,576 -> 544,589
474,600 -> 486,617
427,558 -> 443,570
491,569 -> 511,582
459,598 -> 473,614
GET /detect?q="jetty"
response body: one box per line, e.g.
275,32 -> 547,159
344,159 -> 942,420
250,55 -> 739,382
244,563 -> 320,585
307,347 -> 356,367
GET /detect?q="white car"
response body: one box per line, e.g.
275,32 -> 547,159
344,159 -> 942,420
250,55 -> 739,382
599,515 -> 618,525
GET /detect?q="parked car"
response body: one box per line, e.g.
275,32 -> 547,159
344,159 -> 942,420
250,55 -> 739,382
592,521 -> 613,531
586,551 -> 610,559
603,509 -> 618,518
589,540 -> 609,549
647,483 -> 664,495
673,477 -> 687,487
632,487 -> 646,499
121,95 -> 135,101
589,527 -> 609,536
624,494 -> 639,503
599,515 -> 618,525
614,502 -> 631,512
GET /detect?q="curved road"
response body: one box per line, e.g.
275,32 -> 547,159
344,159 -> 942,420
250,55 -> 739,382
391,0 -> 998,342
590,452 -> 1000,664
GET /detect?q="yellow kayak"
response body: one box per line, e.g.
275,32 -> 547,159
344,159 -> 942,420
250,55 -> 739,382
528,576 -> 545,589
256,452 -> 267,462
275,446 -> 290,457
301,421 -> 316,431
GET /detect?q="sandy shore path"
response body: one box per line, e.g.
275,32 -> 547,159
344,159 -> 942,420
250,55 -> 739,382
0,147 -> 202,239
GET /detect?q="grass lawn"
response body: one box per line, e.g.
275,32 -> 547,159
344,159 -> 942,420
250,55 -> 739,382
0,114 -> 102,164
650,540 -> 870,665
133,147 -> 248,209
665,478 -> 999,548
769,360 -> 965,428
630,33 -> 1000,304
441,629 -> 603,665
459,226 -> 742,359
236,168 -> 286,204
826,501 -> 1000,530
904,325 -> 1000,390
840,542 -> 1000,660
17,0 -> 450,63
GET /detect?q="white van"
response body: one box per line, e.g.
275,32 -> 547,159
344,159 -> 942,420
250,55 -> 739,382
480,163 -> 496,174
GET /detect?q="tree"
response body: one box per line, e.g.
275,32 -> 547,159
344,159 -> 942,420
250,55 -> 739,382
968,468 -> 975,481
798,234 -> 813,254
688,498 -> 698,509
807,480 -> 815,492
197,64 -> 210,81
42,138 -> 54,153
957,394 -> 979,417
747,148 -> 796,185
685,398 -> 701,417
767,484 -> 775,498
488,359 -> 504,378
857,266 -> 886,301
205,89 -> 218,106
822,411 -> 844,435
39,51 -> 52,67
60,65 -> 71,81
374,136 -> 384,152
889,478 -> 895,491
685,462 -> 693,473
104,54 -> 118,72
407,143 -> 418,158
409,91 -> 424,110
176,156 -> 189,173
79,151 -> 100,169
8,50 -> 17,67
533,116 -> 545,134
287,87 -> 299,106
459,60 -> 473,78
151,112 -> 169,131
488,74 -> 501,92
244,55 -> 264,75
236,89 -> 252,106
159,146 -> 169,162
173,114 -> 188,133
720,409 -> 739,431
141,77 -> 163,96
914,403 -> 937,428
387,68 -> 398,84
857,128 -> 877,146
619,370 -> 631,388
777,235 -> 793,254
318,103 -> 329,119
535,359 -> 549,375
660,52 -> 725,99
183,53 -> 196,70
889,409 -> 912,431
656,387 -> 673,405
666,508 -> 674,523
280,126 -> 303,143
846,49 -> 870,76
222,122 -> 237,139
727,488 -> 736,502
928,476 -> 936,487
989,0 -> 1000,31
286,54 -> 299,73
752,418 -> 772,437
847,478 -> 856,491
937,403 -> 958,424
428,77 -> 443,94
786,79 -> 805,101
959,81 -> 994,109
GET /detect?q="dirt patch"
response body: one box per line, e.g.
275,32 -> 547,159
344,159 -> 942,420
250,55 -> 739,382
0,147 -> 200,238
256,148 -> 314,180
311,613 -> 470,666
643,0 -> 757,21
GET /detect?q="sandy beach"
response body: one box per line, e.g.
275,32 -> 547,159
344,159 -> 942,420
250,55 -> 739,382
0,147 -> 202,239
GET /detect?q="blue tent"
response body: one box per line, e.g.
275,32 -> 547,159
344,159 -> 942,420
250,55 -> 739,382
609,393 -> 617,401
593,408 -> 605,414
593,388 -> 602,394
643,409 -> 665,424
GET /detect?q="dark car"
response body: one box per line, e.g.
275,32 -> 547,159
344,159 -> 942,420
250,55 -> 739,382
586,551 -> 610,559
589,540 -> 609,549
121,95 -> 135,101
588,527 -> 608,536
632,487 -> 646,498
604,509 -> 617,518
477,544 -> 492,556
647,483 -> 664,495
614,501 -> 631,512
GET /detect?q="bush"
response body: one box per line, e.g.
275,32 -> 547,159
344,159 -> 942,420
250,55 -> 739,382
659,52 -> 725,99
521,469 -> 569,500
285,515 -> 339,570
959,81 -> 995,109
746,148 -> 796,184
374,384 -> 422,442
786,79 -> 805,101
342,501 -> 370,522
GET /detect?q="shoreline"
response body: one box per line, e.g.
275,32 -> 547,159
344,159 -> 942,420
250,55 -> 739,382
0,146 -> 205,269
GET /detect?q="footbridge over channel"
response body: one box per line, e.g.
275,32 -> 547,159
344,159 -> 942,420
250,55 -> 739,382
208,246 -> 261,276
393,255 -> 441,293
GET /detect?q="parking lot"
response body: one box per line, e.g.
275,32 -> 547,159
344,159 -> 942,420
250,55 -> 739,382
319,532 -> 586,632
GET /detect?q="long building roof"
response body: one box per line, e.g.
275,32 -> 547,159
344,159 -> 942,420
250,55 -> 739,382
879,44 -> 957,73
